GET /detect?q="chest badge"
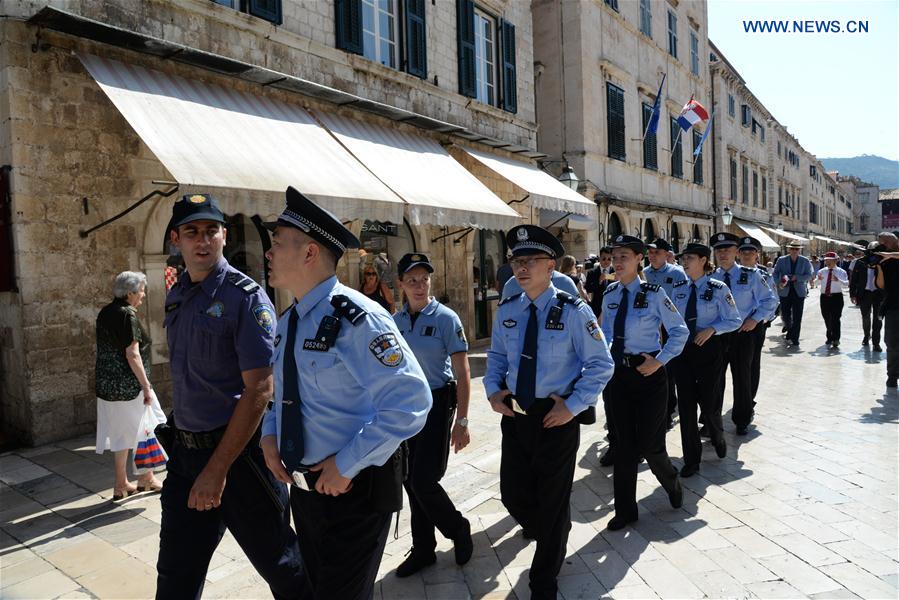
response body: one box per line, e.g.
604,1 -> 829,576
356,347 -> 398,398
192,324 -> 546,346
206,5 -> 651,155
503,319 -> 517,328
274,334 -> 282,348
205,301 -> 225,318
607,303 -> 619,310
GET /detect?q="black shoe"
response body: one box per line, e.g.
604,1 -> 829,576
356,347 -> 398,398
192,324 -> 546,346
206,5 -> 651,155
862,337 -> 870,345
607,514 -> 637,531
680,464 -> 699,478
599,448 -> 615,467
668,477 -> 684,508
874,344 -> 883,352
521,528 -> 536,541
832,340 -> 840,348
781,325 -> 789,333
698,425 -> 710,439
714,438 -> 727,458
888,378 -> 898,389
453,519 -> 473,566
736,425 -> 749,436
395,548 -> 436,578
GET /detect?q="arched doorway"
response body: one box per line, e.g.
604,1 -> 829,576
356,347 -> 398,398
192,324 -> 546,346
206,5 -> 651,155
693,224 -> 701,243
643,219 -> 656,241
608,212 -> 622,243
670,222 -> 680,252
473,229 -> 506,339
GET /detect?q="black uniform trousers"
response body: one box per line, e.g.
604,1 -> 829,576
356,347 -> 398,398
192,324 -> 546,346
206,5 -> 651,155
660,328 -> 678,421
405,385 -> 466,553
156,442 -> 304,600
717,330 -> 757,429
820,294 -> 845,343
500,399 -> 579,600
750,321 -> 769,403
606,366 -> 679,520
674,337 -> 725,468
885,309 -> 899,379
780,287 -> 805,343
290,470 -> 392,600
858,289 -> 884,345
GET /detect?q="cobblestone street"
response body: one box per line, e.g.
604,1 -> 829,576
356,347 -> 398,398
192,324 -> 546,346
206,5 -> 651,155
1,288 -> 897,599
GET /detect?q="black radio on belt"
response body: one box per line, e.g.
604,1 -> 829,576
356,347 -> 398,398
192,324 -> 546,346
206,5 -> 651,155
633,291 -> 649,308
701,287 -> 714,301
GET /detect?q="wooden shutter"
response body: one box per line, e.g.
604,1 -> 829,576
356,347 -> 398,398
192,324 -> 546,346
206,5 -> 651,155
500,20 -> 517,113
457,0 -> 476,97
642,104 -> 657,170
405,0 -> 427,78
607,83 -> 625,161
693,129 -> 702,184
336,0 -> 363,55
249,0 -> 282,24
670,118 -> 682,178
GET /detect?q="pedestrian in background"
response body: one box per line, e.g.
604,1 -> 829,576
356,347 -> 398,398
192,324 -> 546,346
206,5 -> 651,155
817,252 -> 850,348
876,249 -> 899,388
360,255 -> 396,314
773,240 -> 814,347
809,255 -> 820,287
851,242 -> 884,351
94,271 -> 165,500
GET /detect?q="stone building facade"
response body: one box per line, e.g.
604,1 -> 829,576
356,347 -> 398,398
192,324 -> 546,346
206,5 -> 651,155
0,0 -> 595,445
838,175 -> 880,240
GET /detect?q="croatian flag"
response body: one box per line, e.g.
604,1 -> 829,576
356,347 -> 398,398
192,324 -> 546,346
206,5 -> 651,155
677,98 -> 710,131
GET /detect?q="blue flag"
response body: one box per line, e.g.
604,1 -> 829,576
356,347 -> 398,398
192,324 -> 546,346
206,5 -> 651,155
693,113 -> 714,157
644,74 -> 666,140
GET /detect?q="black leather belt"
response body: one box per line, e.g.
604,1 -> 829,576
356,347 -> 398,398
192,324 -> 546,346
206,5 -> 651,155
174,427 -> 225,450
617,351 -> 659,368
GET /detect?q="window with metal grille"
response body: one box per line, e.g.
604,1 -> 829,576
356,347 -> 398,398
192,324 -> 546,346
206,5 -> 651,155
607,83 -> 626,161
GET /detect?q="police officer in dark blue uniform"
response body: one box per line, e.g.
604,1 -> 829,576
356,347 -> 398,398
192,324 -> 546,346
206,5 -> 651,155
669,243 -> 742,477
156,194 -> 303,599
601,235 -> 688,530
485,225 -> 614,599
261,187 -> 432,600
738,236 -> 777,405
392,253 -> 474,577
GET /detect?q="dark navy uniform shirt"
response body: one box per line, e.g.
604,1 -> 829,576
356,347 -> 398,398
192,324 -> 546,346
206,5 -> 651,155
394,298 -> 468,390
164,257 -> 276,432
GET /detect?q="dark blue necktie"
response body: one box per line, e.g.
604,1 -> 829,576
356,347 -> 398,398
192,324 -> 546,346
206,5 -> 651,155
685,283 -> 698,342
611,287 -> 629,363
724,271 -> 732,289
515,303 -> 538,410
279,308 -> 304,471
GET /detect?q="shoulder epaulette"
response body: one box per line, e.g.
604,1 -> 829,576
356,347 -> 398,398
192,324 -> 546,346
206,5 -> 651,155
640,282 -> 661,292
603,281 -> 620,295
555,291 -> 582,306
708,279 -> 724,288
756,265 -> 769,274
672,280 -> 689,288
499,292 -> 523,306
330,294 -> 367,325
227,272 -> 260,294
739,266 -> 756,273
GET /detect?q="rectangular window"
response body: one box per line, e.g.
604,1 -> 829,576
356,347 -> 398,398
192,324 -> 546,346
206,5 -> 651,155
810,165 -> 817,177
741,104 -> 751,127
604,0 -> 619,11
690,31 -> 699,75
760,127 -> 765,143
742,163 -> 749,204
777,140 -> 781,156
670,118 -> 683,178
752,171 -> 759,207
762,177 -> 767,209
642,103 -> 657,170
215,0 -> 282,24
607,83 -> 626,161
640,0 -> 652,37
728,94 -> 735,117
730,158 -> 738,200
778,186 -> 783,213
667,10 -> 678,58
692,129 -> 703,184
473,8 -> 497,106
362,0 -> 399,68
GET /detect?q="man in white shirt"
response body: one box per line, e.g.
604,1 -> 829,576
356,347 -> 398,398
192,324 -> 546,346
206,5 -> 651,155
817,251 -> 850,349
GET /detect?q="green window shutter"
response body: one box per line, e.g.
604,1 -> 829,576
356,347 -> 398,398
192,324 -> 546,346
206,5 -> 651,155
335,0 -> 363,55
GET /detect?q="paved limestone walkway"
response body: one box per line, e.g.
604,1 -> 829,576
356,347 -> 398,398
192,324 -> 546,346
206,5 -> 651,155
2,288 -> 897,599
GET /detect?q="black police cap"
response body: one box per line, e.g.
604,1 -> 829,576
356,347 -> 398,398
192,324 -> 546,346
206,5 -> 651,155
678,242 -> 711,259
711,232 -> 741,249
397,253 -> 434,275
263,186 -> 360,260
610,234 -> 646,254
506,225 -> 564,258
739,236 -> 762,251
647,237 -> 673,252
170,194 -> 227,230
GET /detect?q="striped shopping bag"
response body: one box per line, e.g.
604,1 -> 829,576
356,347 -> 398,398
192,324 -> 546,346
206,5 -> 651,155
133,405 -> 168,474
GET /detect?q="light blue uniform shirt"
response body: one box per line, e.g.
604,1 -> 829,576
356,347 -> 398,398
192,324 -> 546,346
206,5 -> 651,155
711,264 -> 779,322
484,284 -> 614,417
394,298 -> 468,389
669,275 -> 743,335
502,270 -> 579,300
261,276 -> 431,479
644,263 -> 688,298
599,278 -> 688,365
754,264 -> 778,321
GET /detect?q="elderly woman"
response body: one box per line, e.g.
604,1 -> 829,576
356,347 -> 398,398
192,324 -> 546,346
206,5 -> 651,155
95,271 -> 165,499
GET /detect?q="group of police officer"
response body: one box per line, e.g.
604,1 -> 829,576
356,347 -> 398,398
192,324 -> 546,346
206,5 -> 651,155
154,186 -> 781,600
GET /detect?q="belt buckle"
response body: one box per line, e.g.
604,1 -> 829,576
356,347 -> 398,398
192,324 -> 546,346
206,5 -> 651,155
181,432 -> 197,450
511,399 -> 527,415
621,355 -> 632,368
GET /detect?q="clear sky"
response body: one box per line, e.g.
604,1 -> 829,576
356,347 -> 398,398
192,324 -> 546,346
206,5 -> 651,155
707,0 -> 898,161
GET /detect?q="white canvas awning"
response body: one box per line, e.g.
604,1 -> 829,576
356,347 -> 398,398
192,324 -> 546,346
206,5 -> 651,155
761,226 -> 810,244
813,234 -> 862,248
461,148 -> 597,217
735,221 -> 780,252
78,54 -> 406,223
539,209 -> 595,231
313,110 -> 522,231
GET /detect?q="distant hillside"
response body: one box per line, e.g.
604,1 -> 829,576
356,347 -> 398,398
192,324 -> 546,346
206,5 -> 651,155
821,155 -> 899,189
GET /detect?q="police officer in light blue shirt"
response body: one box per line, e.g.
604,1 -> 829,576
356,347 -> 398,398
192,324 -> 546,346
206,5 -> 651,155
600,235 -> 688,531
739,236 -> 776,406
500,269 -> 580,300
260,187 -> 431,599
157,193 -> 303,599
669,243 -> 742,477
392,252 -> 474,578
710,232 -> 779,436
484,225 -> 613,599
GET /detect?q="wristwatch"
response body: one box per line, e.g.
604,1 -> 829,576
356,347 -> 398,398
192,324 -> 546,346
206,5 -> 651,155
456,417 -> 469,428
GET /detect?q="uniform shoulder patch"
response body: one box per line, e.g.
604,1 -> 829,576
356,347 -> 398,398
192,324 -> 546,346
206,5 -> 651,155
368,333 -> 404,367
640,282 -> 661,292
672,280 -> 689,288
253,304 -> 275,334
330,294 -> 367,325
708,279 -> 724,288
603,282 -> 620,295
499,292 -> 523,306
664,297 -> 679,313
585,319 -> 603,341
725,293 -> 737,307
456,327 -> 467,345
227,272 -> 260,294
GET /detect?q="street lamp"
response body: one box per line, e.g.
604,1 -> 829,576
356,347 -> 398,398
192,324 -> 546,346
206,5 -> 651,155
558,165 -> 580,191
722,206 -> 733,227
